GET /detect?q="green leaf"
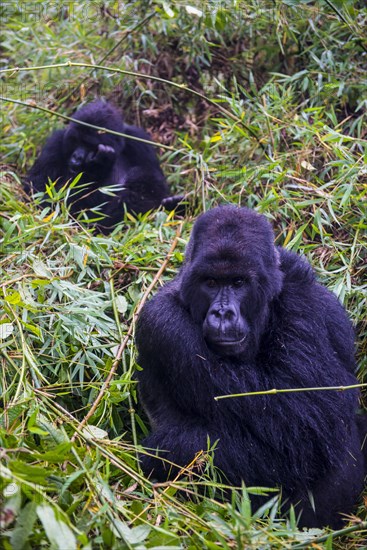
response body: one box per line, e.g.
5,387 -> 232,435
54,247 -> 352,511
185,5 -> 203,17
82,425 -> 109,440
33,442 -> 72,463
32,260 -> 52,279
22,322 -> 42,338
110,519 -> 151,544
9,461 -> 50,484
10,501 -> 38,550
28,425 -> 50,435
4,291 -> 22,305
0,322 -> 14,339
37,505 -> 77,550
28,409 -> 49,436
161,2 -> 175,18
115,294 -> 128,314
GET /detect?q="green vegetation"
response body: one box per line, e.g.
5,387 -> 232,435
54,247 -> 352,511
1,1 -> 366,548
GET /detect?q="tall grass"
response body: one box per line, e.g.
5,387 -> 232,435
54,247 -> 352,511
1,1 -> 366,548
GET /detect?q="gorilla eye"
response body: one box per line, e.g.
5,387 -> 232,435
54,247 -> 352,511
205,278 -> 217,288
232,277 -> 245,287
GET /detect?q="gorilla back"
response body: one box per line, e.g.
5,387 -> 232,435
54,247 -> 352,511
25,101 -> 182,232
136,205 -> 366,528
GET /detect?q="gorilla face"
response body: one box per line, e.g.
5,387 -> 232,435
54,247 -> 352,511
184,261 -> 269,358
63,125 -> 119,177
179,208 -> 283,358
68,145 -> 88,174
201,275 -> 250,356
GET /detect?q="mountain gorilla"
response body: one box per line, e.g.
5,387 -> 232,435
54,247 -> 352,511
136,205 -> 366,528
25,101 -> 183,232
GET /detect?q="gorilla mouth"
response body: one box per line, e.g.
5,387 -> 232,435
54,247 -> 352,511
210,335 -> 247,347
207,334 -> 248,357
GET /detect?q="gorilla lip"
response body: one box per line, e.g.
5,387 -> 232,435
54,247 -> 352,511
211,335 -> 247,347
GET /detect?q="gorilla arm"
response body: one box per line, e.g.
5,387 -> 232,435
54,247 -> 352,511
136,282 -> 240,480
123,125 -> 184,213
25,130 -> 67,194
136,281 -> 218,416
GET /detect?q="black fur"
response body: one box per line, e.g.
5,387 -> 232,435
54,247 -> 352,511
25,101 -> 183,232
136,205 -> 366,528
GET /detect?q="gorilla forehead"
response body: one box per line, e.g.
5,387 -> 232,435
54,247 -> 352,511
71,100 -> 125,131
193,206 -> 273,245
187,206 -> 276,267
65,101 -> 126,150
191,245 -> 258,279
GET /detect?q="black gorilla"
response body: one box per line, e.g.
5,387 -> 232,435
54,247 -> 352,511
25,101 -> 182,231
136,205 -> 366,528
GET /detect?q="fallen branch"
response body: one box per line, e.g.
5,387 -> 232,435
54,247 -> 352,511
214,383 -> 367,401
71,224 -> 183,440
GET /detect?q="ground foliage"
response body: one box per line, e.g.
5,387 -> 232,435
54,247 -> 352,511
0,1 -> 367,548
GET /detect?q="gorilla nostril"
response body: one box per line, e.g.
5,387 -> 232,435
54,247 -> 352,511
224,309 -> 235,321
211,309 -> 222,319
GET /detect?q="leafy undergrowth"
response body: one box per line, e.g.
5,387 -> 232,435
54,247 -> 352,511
1,1 -> 367,548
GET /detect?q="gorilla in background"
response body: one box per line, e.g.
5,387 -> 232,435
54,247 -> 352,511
25,101 -> 183,232
136,205 -> 366,528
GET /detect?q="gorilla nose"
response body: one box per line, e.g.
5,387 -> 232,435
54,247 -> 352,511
211,306 -> 236,321
70,148 -> 86,169
207,305 -> 238,331
70,156 -> 83,167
